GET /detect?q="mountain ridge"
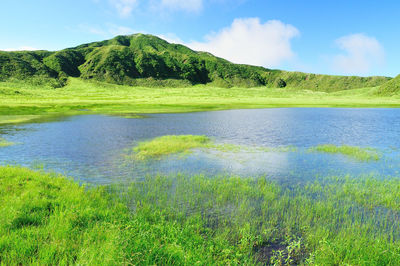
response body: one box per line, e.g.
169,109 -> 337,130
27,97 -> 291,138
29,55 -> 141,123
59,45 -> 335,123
0,34 -> 393,91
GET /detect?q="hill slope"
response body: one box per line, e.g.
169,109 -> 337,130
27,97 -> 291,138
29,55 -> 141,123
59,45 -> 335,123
0,34 -> 392,90
376,74 -> 400,95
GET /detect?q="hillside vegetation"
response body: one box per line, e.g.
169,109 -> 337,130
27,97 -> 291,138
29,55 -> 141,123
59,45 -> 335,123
0,34 -> 391,91
376,74 -> 400,95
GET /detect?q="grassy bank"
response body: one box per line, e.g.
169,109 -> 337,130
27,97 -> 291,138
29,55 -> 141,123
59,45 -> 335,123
1,78 -> 400,125
1,166 -> 400,264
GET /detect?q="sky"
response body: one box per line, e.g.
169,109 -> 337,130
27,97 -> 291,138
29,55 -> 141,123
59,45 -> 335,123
0,0 -> 399,77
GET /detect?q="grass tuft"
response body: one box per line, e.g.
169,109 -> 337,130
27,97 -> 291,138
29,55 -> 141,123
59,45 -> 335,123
133,135 -> 211,160
0,138 -> 14,147
308,144 -> 380,161
132,135 -> 299,160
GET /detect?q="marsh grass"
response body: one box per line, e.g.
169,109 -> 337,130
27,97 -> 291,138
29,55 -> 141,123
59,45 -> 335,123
211,143 -> 298,153
133,135 -> 212,160
0,166 -> 247,265
132,135 -> 298,160
2,166 -> 400,264
119,174 -> 400,265
0,137 -> 14,147
308,144 -> 380,162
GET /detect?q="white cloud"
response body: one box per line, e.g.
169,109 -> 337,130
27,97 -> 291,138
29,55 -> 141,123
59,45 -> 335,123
109,0 -> 138,17
1,46 -> 39,51
160,0 -> 203,12
333,33 -> 384,75
186,18 -> 299,67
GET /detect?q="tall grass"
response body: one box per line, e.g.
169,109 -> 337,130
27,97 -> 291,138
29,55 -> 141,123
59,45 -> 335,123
2,166 -> 400,264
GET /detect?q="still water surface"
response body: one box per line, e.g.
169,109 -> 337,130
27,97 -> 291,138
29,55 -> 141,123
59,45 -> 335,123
1,108 -> 400,184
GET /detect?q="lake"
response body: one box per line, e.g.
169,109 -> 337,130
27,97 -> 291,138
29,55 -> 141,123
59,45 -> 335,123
1,108 -> 400,184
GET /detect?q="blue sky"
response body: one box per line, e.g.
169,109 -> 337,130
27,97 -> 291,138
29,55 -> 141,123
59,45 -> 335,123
1,0 -> 399,77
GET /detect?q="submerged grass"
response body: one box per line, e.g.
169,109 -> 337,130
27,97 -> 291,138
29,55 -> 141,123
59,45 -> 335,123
0,138 -> 14,147
308,144 -> 380,162
2,166 -> 400,265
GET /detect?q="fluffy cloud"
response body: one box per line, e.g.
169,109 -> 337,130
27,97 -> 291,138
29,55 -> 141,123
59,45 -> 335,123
160,0 -> 203,12
333,33 -> 384,75
109,0 -> 138,17
186,18 -> 299,67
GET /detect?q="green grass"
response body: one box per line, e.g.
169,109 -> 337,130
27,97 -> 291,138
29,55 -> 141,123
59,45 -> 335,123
1,77 -> 400,125
308,144 -> 380,161
133,135 -> 212,160
132,135 -> 299,160
0,138 -> 14,147
0,166 -> 251,265
2,166 -> 400,265
0,166 -> 129,265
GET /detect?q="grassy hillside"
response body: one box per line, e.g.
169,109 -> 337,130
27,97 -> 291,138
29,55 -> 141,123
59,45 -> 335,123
0,34 -> 391,91
376,74 -> 400,95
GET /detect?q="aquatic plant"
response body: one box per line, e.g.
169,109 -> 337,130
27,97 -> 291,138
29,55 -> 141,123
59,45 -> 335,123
132,135 -> 299,160
0,137 -> 14,147
133,135 -> 212,160
308,144 -> 380,161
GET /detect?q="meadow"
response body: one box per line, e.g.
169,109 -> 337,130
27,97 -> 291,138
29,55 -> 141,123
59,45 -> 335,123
1,165 -> 400,265
1,77 -> 400,125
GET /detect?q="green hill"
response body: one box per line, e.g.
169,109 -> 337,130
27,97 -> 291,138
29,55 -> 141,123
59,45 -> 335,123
376,74 -> 400,95
0,34 -> 392,90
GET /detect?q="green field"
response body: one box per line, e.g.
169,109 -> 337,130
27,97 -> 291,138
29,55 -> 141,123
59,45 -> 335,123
1,77 -> 400,125
1,166 -> 400,265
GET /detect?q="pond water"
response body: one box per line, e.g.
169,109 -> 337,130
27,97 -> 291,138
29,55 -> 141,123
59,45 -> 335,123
1,108 -> 400,184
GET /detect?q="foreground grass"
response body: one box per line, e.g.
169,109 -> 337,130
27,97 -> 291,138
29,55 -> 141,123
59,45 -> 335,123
2,166 -> 400,264
1,78 -> 400,124
0,166 -> 248,265
309,144 -> 380,161
0,166 -> 129,265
